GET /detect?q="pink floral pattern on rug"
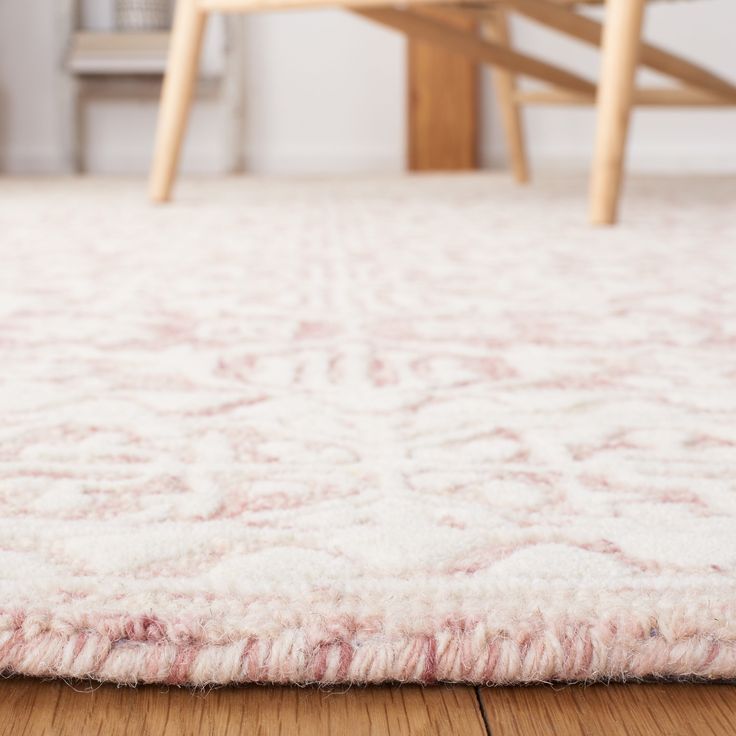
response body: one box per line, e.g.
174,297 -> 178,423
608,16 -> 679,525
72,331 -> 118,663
1,175 -> 736,685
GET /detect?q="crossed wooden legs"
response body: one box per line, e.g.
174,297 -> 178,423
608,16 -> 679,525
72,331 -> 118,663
481,0 -> 647,221
150,0 -> 724,224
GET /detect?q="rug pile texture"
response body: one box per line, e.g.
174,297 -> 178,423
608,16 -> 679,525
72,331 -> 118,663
1,175 -> 735,685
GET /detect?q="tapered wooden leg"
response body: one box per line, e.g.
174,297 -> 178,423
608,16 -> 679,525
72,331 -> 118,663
149,0 -> 207,203
484,8 -> 529,184
589,0 -> 645,225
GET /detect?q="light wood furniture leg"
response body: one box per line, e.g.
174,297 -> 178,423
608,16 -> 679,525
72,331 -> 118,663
589,0 -> 646,225
149,0 -> 208,203
483,7 -> 529,184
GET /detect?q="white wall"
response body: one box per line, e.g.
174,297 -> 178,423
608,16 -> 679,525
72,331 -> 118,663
239,11 -> 405,174
0,0 -> 734,175
0,1 -> 62,172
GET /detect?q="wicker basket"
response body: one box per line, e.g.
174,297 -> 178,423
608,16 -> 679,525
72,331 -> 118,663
115,0 -> 172,31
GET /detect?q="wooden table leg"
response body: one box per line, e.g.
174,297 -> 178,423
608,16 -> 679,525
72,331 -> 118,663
407,8 -> 479,171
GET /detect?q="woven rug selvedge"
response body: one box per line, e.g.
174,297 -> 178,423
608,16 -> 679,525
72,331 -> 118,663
1,175 -> 736,685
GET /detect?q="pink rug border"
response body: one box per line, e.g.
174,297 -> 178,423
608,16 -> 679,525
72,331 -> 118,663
3,602 -> 735,685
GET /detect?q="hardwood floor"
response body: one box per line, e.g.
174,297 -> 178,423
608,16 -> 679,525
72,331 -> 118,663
1,678 -> 734,735
0,679 -> 486,736
481,683 -> 736,736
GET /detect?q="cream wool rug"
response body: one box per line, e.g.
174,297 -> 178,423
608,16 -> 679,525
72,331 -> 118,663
1,175 -> 736,686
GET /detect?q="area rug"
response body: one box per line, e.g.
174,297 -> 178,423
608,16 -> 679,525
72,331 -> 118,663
1,175 -> 735,686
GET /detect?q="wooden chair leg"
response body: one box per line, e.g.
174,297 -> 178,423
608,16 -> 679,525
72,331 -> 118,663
149,0 -> 208,203
589,0 -> 646,225
484,8 -> 529,184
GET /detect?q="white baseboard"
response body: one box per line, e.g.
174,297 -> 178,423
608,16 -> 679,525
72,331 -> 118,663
484,148 -> 736,176
240,146 -> 403,175
2,146 -> 734,177
0,149 -> 70,175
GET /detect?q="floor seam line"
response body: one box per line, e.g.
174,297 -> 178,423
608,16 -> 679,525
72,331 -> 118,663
475,687 -> 493,736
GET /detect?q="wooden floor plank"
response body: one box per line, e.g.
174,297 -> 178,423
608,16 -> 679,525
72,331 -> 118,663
8,677 -> 735,736
0,678 -> 488,736
480,683 -> 736,736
